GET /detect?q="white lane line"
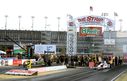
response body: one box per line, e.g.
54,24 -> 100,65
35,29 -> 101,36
110,70 -> 126,81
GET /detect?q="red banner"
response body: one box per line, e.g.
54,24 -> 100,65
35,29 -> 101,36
13,59 -> 22,66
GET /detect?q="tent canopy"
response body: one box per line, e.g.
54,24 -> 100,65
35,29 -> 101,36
13,49 -> 26,54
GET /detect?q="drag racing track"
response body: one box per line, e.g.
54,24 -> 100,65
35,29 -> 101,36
41,65 -> 127,81
3,65 -> 127,81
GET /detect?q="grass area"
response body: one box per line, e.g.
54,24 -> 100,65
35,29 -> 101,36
115,71 -> 127,81
0,74 -> 29,80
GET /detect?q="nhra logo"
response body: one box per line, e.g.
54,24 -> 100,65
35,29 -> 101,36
107,21 -> 112,26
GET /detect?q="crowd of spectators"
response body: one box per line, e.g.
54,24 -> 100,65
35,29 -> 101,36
33,54 -> 123,68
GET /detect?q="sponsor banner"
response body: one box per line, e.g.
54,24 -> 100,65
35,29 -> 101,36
76,15 -> 114,28
5,69 -> 38,76
34,44 -> 56,54
13,59 -> 22,66
0,59 -> 5,66
77,16 -> 104,25
0,58 -> 36,66
104,39 -> 115,45
0,59 -> 8,66
79,27 -> 102,36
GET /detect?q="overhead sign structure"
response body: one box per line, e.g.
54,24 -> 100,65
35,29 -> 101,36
66,15 -> 115,55
34,44 -> 56,54
66,14 -> 77,56
76,16 -> 114,31
77,16 -> 104,25
79,27 -> 102,36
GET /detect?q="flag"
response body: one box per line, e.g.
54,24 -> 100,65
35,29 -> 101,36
90,6 -> 93,11
114,12 -> 118,16
67,14 -> 73,20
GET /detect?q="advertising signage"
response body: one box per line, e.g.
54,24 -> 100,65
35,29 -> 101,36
76,16 -> 114,28
79,27 -> 102,36
77,16 -> 104,23
34,44 -> 56,54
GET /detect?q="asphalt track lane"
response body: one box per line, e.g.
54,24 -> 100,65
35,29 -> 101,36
80,65 -> 127,81
2,67 -> 95,81
34,65 -> 127,81
1,65 -> 127,81
37,65 -> 127,81
45,70 -> 98,81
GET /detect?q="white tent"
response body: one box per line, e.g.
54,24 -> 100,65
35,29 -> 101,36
0,50 -> 6,54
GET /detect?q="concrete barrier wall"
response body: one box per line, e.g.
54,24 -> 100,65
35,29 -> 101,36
28,65 -> 67,73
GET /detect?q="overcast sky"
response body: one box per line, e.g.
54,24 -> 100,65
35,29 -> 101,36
0,0 -> 126,31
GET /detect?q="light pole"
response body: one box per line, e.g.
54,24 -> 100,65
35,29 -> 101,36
5,15 -> 8,30
18,16 -> 21,30
44,16 -> 48,31
18,16 -> 21,43
57,17 -> 60,31
31,16 -> 35,30
31,16 -> 35,44
57,17 -> 60,54
5,15 -> 8,37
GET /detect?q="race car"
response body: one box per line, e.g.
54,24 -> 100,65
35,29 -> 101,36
96,61 -> 110,70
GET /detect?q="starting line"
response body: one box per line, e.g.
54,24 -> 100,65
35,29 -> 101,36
28,65 -> 67,72
5,69 -> 38,76
5,65 -> 67,76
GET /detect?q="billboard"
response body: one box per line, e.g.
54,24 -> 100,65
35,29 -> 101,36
79,27 -> 102,36
34,44 -> 56,54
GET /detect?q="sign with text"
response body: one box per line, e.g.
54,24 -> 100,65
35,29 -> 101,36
66,14 -> 77,56
13,59 -> 22,66
34,44 -> 56,54
77,16 -> 104,25
79,27 -> 102,36
76,16 -> 114,28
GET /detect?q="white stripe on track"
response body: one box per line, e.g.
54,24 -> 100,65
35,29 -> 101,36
110,70 -> 126,81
